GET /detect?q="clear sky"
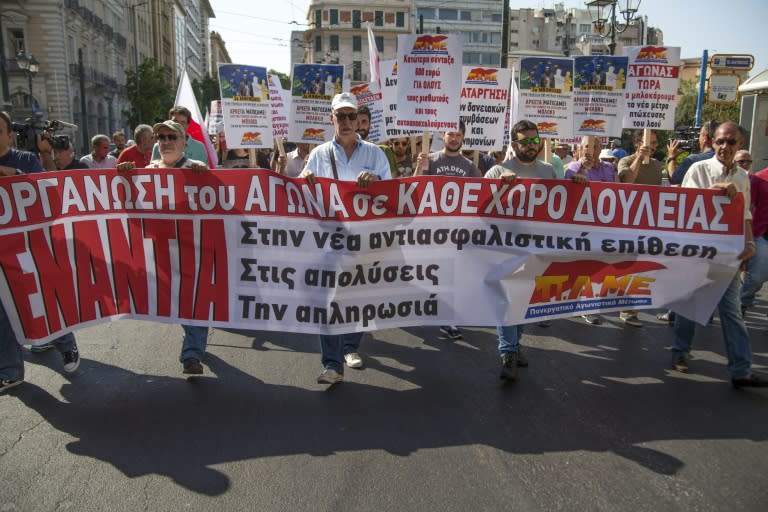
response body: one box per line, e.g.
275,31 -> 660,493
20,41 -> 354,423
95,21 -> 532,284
209,0 -> 767,78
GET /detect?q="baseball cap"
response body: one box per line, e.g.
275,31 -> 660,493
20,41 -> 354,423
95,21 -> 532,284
152,120 -> 184,135
599,148 -> 616,160
331,92 -> 358,111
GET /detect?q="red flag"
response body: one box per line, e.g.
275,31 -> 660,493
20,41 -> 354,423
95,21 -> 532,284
174,69 -> 219,167
367,22 -> 380,87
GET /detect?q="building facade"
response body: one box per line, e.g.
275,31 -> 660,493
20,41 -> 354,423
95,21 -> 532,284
303,0 -> 413,83
0,0 -> 215,152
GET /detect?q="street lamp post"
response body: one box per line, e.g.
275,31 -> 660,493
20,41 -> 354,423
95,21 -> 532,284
16,51 -> 39,113
585,0 -> 642,56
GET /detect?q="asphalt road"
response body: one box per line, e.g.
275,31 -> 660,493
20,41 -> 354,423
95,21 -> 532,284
1,305 -> 767,511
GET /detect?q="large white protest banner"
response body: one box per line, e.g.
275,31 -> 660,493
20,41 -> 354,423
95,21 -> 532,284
396,34 -> 463,132
0,170 -> 743,344
217,64 -> 273,149
622,46 -> 681,130
518,57 -> 574,139
288,64 -> 344,144
573,56 -> 628,138
380,59 -> 416,140
460,66 -> 512,151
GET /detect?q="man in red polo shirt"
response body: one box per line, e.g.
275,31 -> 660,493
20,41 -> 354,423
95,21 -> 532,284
116,124 -> 154,169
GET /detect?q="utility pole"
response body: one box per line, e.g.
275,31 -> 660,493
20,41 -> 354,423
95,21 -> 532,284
0,14 -> 11,114
79,48 -> 88,154
501,0 -> 510,68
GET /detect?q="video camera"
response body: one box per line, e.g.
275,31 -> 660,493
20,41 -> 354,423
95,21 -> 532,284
672,125 -> 700,153
11,118 -> 78,153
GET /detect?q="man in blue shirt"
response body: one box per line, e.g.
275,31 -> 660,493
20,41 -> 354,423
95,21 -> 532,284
300,92 -> 391,385
669,120 -> 719,185
0,112 -> 81,393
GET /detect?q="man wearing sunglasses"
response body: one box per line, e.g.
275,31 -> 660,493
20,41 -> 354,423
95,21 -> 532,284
300,92 -> 391,385
484,120 -> 586,381
389,137 -> 415,177
119,120 -> 209,375
672,121 -> 767,388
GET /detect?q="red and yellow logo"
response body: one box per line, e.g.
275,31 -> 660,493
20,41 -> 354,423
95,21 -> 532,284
412,35 -> 448,52
579,119 -> 606,132
636,46 -> 668,62
466,68 -> 498,83
529,260 -> 665,304
537,122 -> 558,135
351,83 -> 371,96
302,127 -> 326,141
241,131 -> 262,144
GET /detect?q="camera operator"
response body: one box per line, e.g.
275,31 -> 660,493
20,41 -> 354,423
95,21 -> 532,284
0,111 -> 50,176
53,137 -> 88,170
669,120 -> 720,185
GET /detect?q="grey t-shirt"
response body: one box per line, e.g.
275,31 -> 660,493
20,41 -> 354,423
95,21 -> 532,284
484,159 -> 557,179
425,152 -> 481,177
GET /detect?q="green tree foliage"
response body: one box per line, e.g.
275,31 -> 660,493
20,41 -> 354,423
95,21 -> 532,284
192,74 -> 221,115
124,59 -> 174,127
269,69 -> 290,90
675,78 -> 741,128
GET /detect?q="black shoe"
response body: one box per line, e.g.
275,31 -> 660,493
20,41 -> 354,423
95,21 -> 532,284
537,320 -> 550,327
182,358 -> 204,375
62,344 -> 80,373
0,379 -> 23,393
581,314 -> 602,325
671,354 -> 689,373
732,373 -> 768,388
741,305 -> 748,318
499,352 -> 519,380
440,326 -> 463,340
517,349 -> 529,367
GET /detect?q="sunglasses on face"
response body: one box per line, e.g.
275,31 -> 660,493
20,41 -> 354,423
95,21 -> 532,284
514,136 -> 541,146
334,112 -> 358,122
156,133 -> 179,141
714,138 -> 739,146
737,159 -> 752,165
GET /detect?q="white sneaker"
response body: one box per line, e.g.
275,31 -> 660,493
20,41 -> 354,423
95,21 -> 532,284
344,352 -> 363,368
317,369 -> 343,385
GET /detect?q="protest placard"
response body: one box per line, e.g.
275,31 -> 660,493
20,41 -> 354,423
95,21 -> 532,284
396,34 -> 463,132
573,56 -> 628,138
460,66 -> 512,151
518,57 -> 575,139
268,74 -> 291,142
351,81 -> 385,143
288,64 -> 344,143
622,46 -> 681,130
217,64 -> 273,149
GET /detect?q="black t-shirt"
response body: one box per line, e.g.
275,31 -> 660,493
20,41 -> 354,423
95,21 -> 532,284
62,160 -> 89,170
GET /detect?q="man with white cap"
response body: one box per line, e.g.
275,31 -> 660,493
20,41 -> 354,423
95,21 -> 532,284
300,92 -> 391,385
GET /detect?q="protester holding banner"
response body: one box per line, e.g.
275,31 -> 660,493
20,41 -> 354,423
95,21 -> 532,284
483,119 -> 586,379
671,122 -> 767,388
116,124 -> 154,170
299,92 -> 391,385
148,120 -> 209,375
0,111 -> 80,392
616,130 -> 663,327
151,106 -> 208,164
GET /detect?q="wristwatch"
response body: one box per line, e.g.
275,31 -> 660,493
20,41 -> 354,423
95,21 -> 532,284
666,156 -> 676,163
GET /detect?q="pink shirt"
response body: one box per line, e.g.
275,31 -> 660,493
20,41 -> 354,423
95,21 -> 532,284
749,168 -> 768,237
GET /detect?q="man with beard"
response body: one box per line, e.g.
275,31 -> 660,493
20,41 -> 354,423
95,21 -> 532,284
484,119 -> 585,381
415,121 -> 480,177
414,121 -> 479,340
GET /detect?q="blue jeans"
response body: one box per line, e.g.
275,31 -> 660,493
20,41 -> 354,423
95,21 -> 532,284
319,332 -> 362,374
740,236 -> 768,308
672,273 -> 752,378
0,302 -> 76,381
180,325 -> 208,361
497,324 -> 522,355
